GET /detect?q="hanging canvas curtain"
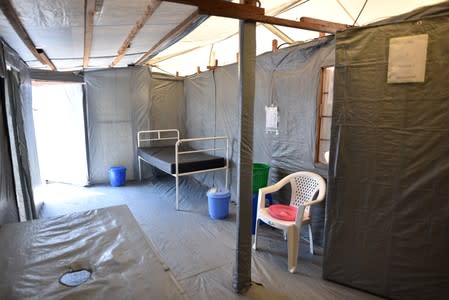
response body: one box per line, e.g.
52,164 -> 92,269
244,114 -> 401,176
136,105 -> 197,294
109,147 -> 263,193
1,40 -> 39,222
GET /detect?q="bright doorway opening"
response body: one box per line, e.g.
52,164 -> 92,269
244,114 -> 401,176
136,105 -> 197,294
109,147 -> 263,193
32,81 -> 88,186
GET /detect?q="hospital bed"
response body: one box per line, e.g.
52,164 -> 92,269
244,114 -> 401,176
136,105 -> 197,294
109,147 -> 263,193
137,129 -> 229,210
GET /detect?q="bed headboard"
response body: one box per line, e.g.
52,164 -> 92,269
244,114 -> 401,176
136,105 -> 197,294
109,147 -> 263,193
137,129 -> 180,147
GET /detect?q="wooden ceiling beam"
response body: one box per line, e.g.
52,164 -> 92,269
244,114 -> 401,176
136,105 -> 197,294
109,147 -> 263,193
299,16 -> 350,32
83,0 -> 96,69
138,0 -> 351,66
163,0 -> 350,33
110,0 -> 161,67
262,24 -> 294,44
259,15 -> 349,33
135,10 -> 201,65
149,24 -> 295,66
0,0 -> 56,70
163,0 -> 265,19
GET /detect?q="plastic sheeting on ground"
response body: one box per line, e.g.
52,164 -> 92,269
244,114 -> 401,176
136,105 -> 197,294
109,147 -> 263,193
323,4 -> 449,299
36,177 -> 381,300
0,205 -> 186,299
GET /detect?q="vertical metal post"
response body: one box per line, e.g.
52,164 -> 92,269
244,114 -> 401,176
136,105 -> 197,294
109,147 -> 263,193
233,0 -> 256,293
138,157 -> 142,181
225,138 -> 229,190
175,140 -> 180,210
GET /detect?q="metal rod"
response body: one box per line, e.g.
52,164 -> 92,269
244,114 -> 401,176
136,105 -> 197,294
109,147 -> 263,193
175,142 -> 180,210
140,137 -> 178,142
178,135 -> 227,143
178,147 -> 226,155
138,157 -> 142,181
171,166 -> 228,177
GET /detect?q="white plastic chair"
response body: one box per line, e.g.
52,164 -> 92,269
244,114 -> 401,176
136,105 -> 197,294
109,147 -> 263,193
252,171 -> 326,273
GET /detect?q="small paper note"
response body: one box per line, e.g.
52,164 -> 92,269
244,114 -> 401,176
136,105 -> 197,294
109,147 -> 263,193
387,34 -> 428,83
265,105 -> 278,134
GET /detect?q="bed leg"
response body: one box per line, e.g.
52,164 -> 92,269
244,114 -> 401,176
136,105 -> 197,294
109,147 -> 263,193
175,176 -> 179,210
225,168 -> 229,191
138,157 -> 142,182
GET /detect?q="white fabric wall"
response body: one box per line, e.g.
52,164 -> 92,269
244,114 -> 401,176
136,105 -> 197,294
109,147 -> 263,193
85,67 -> 152,183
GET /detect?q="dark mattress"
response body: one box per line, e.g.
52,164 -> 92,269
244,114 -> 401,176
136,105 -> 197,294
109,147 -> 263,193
138,146 -> 226,174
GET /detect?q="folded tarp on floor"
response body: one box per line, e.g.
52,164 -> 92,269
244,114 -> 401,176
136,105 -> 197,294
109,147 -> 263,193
0,205 -> 186,299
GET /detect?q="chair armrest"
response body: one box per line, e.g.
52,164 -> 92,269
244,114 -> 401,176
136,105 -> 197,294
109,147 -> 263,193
304,198 -> 323,207
257,179 -> 289,209
258,184 -> 281,195
295,197 -> 324,226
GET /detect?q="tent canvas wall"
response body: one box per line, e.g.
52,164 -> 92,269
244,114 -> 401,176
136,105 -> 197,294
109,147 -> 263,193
1,1 -> 448,297
0,73 -> 18,224
84,67 -> 185,184
184,36 -> 335,247
84,67 -> 152,183
38,35 -> 336,247
323,4 -> 449,299
0,39 -> 38,223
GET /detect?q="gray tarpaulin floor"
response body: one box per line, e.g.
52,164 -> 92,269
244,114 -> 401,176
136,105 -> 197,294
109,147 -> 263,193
35,176 -> 382,300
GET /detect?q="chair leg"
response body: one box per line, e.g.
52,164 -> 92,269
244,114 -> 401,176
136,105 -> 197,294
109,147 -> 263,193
287,226 -> 299,273
252,219 -> 259,250
308,223 -> 314,255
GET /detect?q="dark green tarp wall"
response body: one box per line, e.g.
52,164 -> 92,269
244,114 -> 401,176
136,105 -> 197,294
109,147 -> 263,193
324,3 -> 449,299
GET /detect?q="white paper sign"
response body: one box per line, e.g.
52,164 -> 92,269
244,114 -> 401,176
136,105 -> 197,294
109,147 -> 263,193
387,34 -> 428,83
265,105 -> 278,134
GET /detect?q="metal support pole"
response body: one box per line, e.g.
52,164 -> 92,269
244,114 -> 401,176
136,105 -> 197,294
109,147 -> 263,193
233,0 -> 256,293
175,141 -> 180,210
138,157 -> 142,181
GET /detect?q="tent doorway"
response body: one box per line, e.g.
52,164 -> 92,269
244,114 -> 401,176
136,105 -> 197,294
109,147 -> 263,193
32,81 -> 88,186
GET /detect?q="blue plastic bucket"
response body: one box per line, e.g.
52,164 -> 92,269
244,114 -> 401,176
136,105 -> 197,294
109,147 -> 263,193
207,190 -> 231,219
109,166 -> 126,187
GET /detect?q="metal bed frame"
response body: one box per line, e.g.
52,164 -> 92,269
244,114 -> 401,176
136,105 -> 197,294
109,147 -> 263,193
137,129 -> 229,210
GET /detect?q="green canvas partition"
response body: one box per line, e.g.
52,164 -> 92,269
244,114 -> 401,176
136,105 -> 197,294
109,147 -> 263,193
324,4 -> 449,299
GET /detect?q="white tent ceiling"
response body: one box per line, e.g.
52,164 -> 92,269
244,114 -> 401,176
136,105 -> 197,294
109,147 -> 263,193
0,0 -> 446,75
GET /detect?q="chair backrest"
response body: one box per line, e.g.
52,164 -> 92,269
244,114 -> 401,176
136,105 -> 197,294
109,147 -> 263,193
289,172 -> 326,208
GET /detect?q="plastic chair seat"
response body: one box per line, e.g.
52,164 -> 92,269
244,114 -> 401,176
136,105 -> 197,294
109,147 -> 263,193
267,204 -> 297,221
259,207 -> 310,229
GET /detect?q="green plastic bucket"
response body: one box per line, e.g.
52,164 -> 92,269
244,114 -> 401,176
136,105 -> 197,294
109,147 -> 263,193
252,163 -> 270,193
